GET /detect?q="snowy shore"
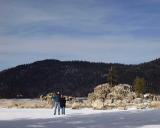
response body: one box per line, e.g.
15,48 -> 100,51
0,108 -> 160,128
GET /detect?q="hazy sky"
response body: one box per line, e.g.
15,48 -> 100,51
0,0 -> 160,70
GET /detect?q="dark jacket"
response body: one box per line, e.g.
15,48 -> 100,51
53,94 -> 60,102
60,97 -> 66,108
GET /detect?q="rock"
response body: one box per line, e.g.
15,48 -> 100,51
92,99 -> 104,109
104,99 -> 113,104
136,104 -> 147,109
71,102 -> 81,109
116,100 -> 122,104
118,106 -> 127,110
88,83 -> 160,110
133,98 -> 143,104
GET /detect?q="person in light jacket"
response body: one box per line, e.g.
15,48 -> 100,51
53,91 -> 61,115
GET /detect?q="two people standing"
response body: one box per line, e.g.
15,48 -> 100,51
52,92 -> 66,115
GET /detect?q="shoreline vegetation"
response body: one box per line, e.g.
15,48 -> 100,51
1,98 -> 160,109
1,83 -> 160,110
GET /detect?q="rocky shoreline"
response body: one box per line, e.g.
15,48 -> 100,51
1,83 -> 160,110
69,83 -> 160,110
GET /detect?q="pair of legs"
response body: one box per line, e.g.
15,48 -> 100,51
61,107 -> 65,115
54,102 -> 60,115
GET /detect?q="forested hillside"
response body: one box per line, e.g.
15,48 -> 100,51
0,58 -> 160,98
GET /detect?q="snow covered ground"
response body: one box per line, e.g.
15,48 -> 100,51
0,108 -> 160,128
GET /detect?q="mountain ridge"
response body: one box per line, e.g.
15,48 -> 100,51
0,58 -> 160,98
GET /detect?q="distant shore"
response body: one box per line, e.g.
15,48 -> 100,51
0,99 -> 51,108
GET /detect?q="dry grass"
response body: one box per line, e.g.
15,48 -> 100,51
150,101 -> 160,109
0,99 -> 52,108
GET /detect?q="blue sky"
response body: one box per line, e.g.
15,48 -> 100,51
0,0 -> 160,70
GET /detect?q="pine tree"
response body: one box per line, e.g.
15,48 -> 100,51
107,66 -> 118,86
134,77 -> 146,96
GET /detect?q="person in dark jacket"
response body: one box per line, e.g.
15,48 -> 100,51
53,91 -> 61,115
60,95 -> 66,115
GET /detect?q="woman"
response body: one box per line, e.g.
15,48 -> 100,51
60,95 -> 66,115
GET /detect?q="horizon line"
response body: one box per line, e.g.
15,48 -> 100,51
1,57 -> 159,72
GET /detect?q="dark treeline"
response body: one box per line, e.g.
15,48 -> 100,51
0,58 -> 160,98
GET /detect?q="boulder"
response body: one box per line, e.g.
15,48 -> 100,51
92,99 -> 104,109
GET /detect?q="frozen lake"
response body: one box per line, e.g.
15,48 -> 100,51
0,108 -> 160,128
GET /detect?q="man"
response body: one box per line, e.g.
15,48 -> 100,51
53,91 -> 61,115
